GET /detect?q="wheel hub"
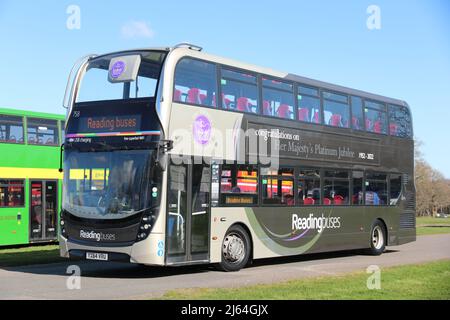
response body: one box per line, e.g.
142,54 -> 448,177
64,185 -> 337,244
223,233 -> 245,264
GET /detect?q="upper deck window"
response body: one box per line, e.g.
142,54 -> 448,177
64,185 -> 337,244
365,100 -> 387,134
76,51 -> 166,103
262,77 -> 295,120
221,68 -> 259,114
297,85 -> 320,124
174,58 -> 217,107
388,105 -> 412,138
0,114 -> 24,144
322,91 -> 350,128
27,118 -> 59,146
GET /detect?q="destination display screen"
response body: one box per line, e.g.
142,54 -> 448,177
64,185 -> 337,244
66,99 -> 161,148
78,115 -> 141,133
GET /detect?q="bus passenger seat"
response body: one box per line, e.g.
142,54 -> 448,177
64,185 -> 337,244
304,198 -> 315,205
199,93 -> 207,104
352,116 -> 360,130
389,123 -> 398,135
323,198 -> 331,205
277,104 -> 291,119
313,111 -> 320,123
263,101 -> 272,116
174,89 -> 182,102
373,121 -> 382,133
365,119 -> 372,131
298,108 -> 309,122
187,88 -> 202,104
236,97 -> 250,112
330,114 -> 342,127
334,195 -> 344,205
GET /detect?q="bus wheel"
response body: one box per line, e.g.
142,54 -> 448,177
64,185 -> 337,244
367,220 -> 386,256
218,225 -> 251,272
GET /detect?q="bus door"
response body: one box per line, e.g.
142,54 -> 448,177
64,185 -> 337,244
29,180 -> 58,242
166,162 -> 211,263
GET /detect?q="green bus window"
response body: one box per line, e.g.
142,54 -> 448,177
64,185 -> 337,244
388,105 -> 412,138
352,171 -> 364,205
0,180 -> 25,207
27,118 -> 59,146
364,101 -> 387,134
390,174 -> 402,205
351,96 -> 364,131
323,170 -> 349,205
174,58 -> 218,108
298,169 -> 321,206
0,114 -> 24,144
365,172 -> 388,205
322,91 -> 350,128
220,68 -> 258,114
262,77 -> 295,120
220,164 -> 258,205
261,168 -> 294,206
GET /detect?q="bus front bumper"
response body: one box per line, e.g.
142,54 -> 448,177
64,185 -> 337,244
59,233 -> 166,266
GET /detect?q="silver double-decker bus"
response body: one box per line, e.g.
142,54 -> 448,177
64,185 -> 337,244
60,44 -> 415,271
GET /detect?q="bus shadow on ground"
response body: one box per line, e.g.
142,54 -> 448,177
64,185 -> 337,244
2,248 -> 398,279
249,248 -> 399,269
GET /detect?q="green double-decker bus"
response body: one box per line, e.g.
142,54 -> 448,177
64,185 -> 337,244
0,107 -> 65,246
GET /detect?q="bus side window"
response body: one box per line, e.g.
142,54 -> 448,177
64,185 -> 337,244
0,114 -> 24,144
322,91 -> 350,128
262,77 -> 295,120
220,164 -> 258,206
388,104 -> 412,138
298,169 -> 321,206
365,172 -> 388,205
220,68 -> 259,114
364,101 -> 387,134
174,58 -> 217,108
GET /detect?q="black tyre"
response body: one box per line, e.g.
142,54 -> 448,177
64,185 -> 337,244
217,225 -> 251,272
367,220 -> 386,255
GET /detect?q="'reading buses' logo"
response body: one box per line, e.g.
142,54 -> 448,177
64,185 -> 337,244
292,213 -> 341,233
80,230 -> 116,242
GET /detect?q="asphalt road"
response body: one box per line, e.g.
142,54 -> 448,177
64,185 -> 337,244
1,234 -> 449,300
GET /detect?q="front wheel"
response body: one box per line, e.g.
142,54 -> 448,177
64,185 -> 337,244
367,220 -> 386,255
217,225 -> 251,272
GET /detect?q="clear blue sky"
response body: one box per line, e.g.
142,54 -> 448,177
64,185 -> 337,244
0,0 -> 449,176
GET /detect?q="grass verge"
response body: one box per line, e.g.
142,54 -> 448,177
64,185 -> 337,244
0,244 -> 63,267
417,216 -> 450,236
160,260 -> 450,300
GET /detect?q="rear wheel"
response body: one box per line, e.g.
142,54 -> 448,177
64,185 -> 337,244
367,220 -> 386,255
217,225 -> 251,272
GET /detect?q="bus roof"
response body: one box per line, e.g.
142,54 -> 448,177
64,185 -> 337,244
0,107 -> 65,120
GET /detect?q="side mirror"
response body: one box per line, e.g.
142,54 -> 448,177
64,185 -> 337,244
154,140 -> 173,171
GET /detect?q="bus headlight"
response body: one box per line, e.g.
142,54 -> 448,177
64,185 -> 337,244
136,213 -> 155,242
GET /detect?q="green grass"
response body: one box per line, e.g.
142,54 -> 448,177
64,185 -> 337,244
161,260 -> 450,300
417,216 -> 450,236
0,244 -> 63,267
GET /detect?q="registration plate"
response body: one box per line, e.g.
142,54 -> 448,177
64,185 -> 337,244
86,252 -> 108,261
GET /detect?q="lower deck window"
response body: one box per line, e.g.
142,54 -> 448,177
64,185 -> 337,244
220,165 -> 258,205
0,180 -> 25,207
365,173 -> 388,205
298,169 -> 321,205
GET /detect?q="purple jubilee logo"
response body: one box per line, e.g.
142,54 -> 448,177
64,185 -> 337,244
110,61 -> 126,79
193,115 -> 212,145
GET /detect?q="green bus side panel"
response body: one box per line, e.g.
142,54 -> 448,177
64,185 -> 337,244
0,183 -> 29,246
